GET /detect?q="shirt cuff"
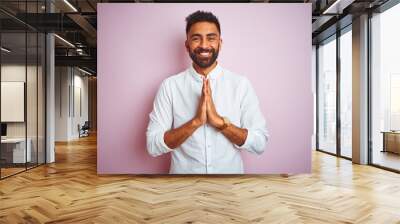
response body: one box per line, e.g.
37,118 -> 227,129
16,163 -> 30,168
158,131 -> 174,154
234,129 -> 254,150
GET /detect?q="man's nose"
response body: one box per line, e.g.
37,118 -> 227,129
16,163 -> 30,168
199,39 -> 210,49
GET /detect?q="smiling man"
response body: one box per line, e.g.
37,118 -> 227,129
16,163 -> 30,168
146,11 -> 269,174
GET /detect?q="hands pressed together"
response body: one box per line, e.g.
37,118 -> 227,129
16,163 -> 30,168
162,74 -> 248,150
193,77 -> 224,129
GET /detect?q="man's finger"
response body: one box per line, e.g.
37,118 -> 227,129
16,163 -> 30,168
208,79 -> 212,95
202,77 -> 206,95
204,78 -> 209,96
205,79 -> 209,95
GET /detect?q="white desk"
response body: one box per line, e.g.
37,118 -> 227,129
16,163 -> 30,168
1,138 -> 31,163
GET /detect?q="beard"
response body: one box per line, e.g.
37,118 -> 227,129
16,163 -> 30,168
189,46 -> 219,69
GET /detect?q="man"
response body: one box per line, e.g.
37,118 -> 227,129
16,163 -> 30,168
146,10 -> 268,174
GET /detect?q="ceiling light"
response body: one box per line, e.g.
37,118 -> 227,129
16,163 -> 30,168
322,0 -> 355,14
78,67 -> 93,76
54,34 -> 75,48
1,47 -> 11,53
63,0 -> 78,12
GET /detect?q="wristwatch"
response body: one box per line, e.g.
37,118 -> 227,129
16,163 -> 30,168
217,117 -> 231,132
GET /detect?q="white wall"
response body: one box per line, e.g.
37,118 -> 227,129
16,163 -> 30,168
55,66 -> 70,141
55,67 -> 89,141
1,65 -> 43,137
72,72 -> 89,138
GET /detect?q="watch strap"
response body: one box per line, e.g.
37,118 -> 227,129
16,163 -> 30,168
218,117 -> 230,131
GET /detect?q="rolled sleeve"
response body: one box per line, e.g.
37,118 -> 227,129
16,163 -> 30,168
146,80 -> 174,157
236,128 -> 269,155
234,78 -> 269,155
147,125 -> 173,157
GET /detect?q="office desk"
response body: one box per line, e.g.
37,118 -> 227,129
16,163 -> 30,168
1,138 -> 32,163
382,131 -> 400,154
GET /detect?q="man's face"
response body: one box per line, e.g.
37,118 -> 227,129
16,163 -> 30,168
186,22 -> 222,69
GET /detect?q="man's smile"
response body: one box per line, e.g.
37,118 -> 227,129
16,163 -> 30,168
199,52 -> 211,57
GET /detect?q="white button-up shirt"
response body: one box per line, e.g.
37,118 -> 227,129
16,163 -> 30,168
146,64 -> 269,174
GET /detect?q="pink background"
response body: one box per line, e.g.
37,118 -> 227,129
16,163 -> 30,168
97,3 -> 312,174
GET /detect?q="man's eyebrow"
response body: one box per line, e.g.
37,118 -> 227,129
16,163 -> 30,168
189,33 -> 202,38
189,33 -> 219,38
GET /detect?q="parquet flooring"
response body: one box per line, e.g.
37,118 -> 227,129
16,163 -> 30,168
1,167 -> 26,178
1,134 -> 400,223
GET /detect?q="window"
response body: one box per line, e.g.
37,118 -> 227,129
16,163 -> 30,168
339,28 -> 352,158
317,36 -> 337,154
371,2 -> 400,171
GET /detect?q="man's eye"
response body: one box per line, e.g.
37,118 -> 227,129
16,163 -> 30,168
192,37 -> 200,42
208,38 -> 216,42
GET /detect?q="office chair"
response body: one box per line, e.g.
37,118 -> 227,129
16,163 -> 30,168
79,121 -> 90,138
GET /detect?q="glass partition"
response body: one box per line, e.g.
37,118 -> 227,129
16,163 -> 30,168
0,1 -> 46,179
1,31 -> 28,177
27,31 -> 38,169
38,32 -> 45,165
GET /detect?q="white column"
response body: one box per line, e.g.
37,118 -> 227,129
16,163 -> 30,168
352,14 -> 369,164
45,1 -> 55,163
46,33 -> 55,163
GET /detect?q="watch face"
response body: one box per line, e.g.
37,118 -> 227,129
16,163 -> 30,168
223,117 -> 230,125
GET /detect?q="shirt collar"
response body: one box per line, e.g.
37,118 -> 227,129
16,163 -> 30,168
189,63 -> 222,82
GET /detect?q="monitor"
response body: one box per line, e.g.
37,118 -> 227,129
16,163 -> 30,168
1,123 -> 7,137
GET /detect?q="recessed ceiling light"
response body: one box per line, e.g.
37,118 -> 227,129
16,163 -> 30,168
54,34 -> 75,48
63,0 -> 78,12
78,67 -> 93,76
1,47 -> 11,53
322,0 -> 354,15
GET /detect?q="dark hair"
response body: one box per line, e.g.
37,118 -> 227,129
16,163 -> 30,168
185,10 -> 221,35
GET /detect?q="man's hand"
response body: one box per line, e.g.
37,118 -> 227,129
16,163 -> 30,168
192,77 -> 208,127
203,78 -> 224,129
203,78 -> 248,147
164,78 -> 207,149
164,76 -> 247,150
193,77 -> 223,129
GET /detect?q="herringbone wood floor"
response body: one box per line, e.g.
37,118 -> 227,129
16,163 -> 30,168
1,134 -> 400,224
